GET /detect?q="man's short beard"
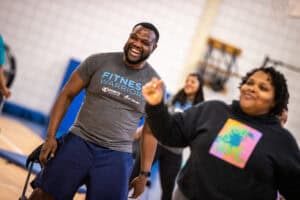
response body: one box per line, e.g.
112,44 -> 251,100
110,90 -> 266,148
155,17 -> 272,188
124,46 -> 150,65
124,53 -> 150,64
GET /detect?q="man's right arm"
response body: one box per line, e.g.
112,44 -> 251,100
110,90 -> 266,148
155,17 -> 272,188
39,70 -> 86,164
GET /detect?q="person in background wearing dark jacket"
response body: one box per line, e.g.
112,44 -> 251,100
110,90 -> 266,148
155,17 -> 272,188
130,73 -> 204,200
142,66 -> 300,200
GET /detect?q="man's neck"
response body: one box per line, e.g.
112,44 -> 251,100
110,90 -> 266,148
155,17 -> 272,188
123,56 -> 145,69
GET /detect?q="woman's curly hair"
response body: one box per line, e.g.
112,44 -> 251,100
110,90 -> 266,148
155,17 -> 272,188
239,66 -> 289,116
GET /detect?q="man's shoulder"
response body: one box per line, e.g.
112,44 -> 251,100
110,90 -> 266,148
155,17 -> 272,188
144,62 -> 160,77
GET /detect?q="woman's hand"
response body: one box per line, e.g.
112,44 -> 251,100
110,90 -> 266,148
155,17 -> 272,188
142,77 -> 164,105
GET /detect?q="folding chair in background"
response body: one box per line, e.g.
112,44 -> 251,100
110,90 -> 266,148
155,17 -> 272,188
19,144 -> 43,200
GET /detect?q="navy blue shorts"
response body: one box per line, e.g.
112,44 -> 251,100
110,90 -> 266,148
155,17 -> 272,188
32,133 -> 133,200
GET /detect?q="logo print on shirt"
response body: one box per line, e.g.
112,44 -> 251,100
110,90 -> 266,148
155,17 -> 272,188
209,118 -> 262,168
101,87 -> 121,96
100,71 -> 142,97
100,71 -> 142,105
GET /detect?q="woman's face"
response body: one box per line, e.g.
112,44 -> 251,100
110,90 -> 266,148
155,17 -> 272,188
183,75 -> 200,97
239,71 -> 275,116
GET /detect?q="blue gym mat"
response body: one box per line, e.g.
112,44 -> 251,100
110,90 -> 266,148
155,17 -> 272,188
0,149 -> 41,173
0,149 -> 87,193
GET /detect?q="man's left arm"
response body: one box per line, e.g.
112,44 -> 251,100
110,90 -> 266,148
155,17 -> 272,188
129,121 -> 157,199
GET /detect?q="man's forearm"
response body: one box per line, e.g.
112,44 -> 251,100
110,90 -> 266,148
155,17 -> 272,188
46,70 -> 86,139
46,92 -> 73,138
140,122 -> 157,173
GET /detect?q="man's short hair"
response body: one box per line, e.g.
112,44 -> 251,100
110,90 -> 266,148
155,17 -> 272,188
133,22 -> 160,42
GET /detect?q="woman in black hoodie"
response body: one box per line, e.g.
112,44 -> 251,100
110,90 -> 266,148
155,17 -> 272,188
142,67 -> 300,200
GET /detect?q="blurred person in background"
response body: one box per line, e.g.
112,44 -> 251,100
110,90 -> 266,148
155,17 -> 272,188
278,107 -> 288,127
277,107 -> 289,200
0,34 -> 11,100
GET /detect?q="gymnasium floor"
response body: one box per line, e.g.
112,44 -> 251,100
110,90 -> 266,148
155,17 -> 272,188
0,114 -> 161,200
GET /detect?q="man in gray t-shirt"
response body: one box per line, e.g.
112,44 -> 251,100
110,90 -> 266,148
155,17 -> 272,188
29,22 -> 160,200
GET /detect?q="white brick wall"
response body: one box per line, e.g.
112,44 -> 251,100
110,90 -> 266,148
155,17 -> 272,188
0,0 -> 205,114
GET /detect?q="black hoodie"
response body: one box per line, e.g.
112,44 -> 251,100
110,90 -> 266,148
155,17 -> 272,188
146,100 -> 300,200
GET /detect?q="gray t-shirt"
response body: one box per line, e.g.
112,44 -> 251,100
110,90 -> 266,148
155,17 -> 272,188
70,52 -> 160,152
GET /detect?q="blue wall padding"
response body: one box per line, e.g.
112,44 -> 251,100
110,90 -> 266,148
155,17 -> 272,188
2,102 -> 49,125
1,58 -> 84,132
54,58 -> 85,139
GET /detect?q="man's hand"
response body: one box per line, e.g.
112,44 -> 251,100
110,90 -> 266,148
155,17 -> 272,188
142,77 -> 164,106
0,86 -> 11,98
128,175 -> 148,199
39,136 -> 57,165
